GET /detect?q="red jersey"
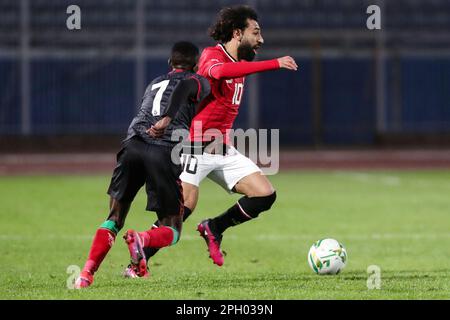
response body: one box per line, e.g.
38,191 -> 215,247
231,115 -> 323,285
190,44 -> 279,144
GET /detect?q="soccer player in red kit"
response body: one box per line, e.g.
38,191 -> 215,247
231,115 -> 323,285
134,5 -> 297,273
186,5 -> 297,266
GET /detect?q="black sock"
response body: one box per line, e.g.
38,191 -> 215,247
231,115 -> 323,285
143,206 -> 192,262
210,202 -> 252,235
210,192 -> 277,235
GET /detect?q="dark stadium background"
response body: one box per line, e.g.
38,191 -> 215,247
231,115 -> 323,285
0,0 -> 449,169
1,0 -> 450,301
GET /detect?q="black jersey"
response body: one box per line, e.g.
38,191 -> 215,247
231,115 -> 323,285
126,70 -> 210,146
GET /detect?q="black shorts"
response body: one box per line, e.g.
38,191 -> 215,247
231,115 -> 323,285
107,136 -> 183,216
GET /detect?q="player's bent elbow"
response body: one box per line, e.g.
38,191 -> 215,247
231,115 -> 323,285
209,66 -> 226,80
211,71 -> 222,80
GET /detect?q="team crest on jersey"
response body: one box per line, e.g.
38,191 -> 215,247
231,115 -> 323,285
226,79 -> 233,84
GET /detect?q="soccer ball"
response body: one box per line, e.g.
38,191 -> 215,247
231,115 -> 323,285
308,238 -> 347,275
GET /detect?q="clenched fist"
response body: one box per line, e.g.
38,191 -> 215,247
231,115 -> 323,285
146,116 -> 172,138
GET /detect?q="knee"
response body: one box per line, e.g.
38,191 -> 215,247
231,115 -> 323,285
239,191 -> 277,218
250,182 -> 275,198
258,191 -> 277,211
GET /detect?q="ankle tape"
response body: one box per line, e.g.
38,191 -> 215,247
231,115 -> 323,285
100,220 -> 119,234
168,227 -> 180,245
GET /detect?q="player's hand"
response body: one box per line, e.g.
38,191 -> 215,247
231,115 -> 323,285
277,56 -> 298,71
146,116 -> 172,138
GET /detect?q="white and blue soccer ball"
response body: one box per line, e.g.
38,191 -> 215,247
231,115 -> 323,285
308,238 -> 347,275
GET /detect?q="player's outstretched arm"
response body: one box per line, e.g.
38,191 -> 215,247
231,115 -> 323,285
209,56 -> 298,79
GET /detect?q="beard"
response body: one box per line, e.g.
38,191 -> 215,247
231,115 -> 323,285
237,41 -> 256,61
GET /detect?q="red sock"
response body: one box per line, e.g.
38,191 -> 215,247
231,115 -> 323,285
139,226 -> 177,248
82,228 -> 116,274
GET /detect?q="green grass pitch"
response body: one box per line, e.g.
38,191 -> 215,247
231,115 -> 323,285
1,170 -> 449,299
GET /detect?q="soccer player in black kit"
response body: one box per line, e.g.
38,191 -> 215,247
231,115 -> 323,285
75,42 -> 210,289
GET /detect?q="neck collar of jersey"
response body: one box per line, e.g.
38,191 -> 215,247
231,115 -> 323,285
170,68 -> 186,73
218,44 -> 237,62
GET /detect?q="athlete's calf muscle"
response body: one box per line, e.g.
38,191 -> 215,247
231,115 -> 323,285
107,198 -> 132,231
182,182 -> 199,211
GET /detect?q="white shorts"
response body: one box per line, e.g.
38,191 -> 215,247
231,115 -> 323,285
180,146 -> 262,193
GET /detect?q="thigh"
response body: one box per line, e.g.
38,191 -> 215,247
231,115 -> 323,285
208,147 -> 262,194
143,144 -> 184,216
107,138 -> 146,203
233,172 -> 275,197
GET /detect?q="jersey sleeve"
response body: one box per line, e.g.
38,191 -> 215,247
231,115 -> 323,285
209,59 -> 280,79
164,78 -> 199,118
190,75 -> 211,103
197,48 -> 227,79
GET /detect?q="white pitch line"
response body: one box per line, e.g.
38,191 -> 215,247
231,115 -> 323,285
254,233 -> 450,241
1,233 -> 449,241
334,171 -> 450,189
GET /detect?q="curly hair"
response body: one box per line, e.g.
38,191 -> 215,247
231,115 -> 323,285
209,5 -> 258,43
